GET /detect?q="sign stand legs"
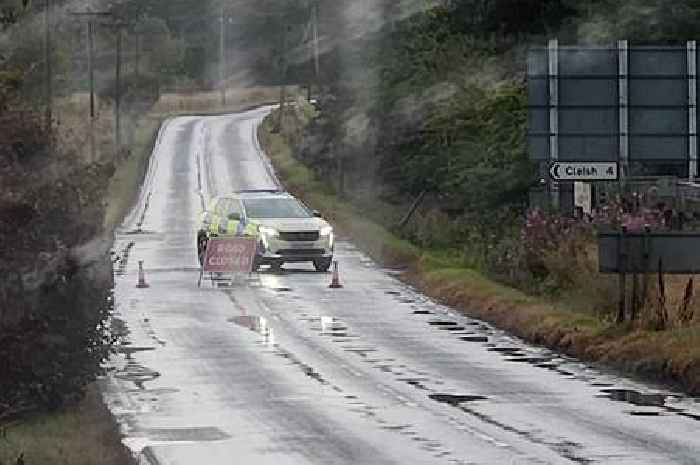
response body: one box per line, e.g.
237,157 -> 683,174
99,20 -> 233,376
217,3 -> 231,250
631,273 -> 639,321
617,226 -> 628,324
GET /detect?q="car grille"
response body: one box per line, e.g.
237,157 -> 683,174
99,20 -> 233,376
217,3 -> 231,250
279,231 -> 320,242
276,249 -> 326,256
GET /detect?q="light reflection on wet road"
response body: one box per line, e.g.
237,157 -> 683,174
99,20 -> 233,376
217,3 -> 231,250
103,107 -> 700,465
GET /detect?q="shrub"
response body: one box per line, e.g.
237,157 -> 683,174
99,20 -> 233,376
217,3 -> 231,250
0,254 -> 116,421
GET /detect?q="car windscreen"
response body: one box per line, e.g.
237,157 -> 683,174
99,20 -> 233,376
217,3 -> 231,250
242,198 -> 312,219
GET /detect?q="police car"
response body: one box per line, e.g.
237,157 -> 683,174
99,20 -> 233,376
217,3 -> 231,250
197,190 -> 334,271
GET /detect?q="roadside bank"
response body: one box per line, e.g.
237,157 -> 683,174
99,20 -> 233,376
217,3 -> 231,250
258,104 -> 700,395
0,387 -> 134,465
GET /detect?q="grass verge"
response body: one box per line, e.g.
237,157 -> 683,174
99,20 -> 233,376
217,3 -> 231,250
0,386 -> 134,465
259,106 -> 700,395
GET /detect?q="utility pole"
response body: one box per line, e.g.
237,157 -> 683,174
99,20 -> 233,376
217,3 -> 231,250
45,0 -> 52,138
313,1 -> 320,92
135,33 -> 141,78
219,6 -> 226,106
69,11 -> 112,162
278,24 -> 289,129
88,20 -> 95,161
305,1 -> 320,101
115,26 -> 123,150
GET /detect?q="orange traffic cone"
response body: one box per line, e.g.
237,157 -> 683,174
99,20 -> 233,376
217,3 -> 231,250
136,260 -> 150,288
329,260 -> 343,289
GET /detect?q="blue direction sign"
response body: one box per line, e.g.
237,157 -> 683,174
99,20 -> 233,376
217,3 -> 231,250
549,162 -> 618,181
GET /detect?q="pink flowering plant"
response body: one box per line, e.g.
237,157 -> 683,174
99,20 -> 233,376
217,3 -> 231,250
512,201 -> 665,297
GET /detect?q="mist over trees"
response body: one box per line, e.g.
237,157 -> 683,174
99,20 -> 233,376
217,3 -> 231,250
277,0 -> 700,284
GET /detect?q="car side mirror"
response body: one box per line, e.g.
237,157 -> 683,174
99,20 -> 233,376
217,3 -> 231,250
228,212 -> 241,221
202,211 -> 212,224
312,210 -> 322,218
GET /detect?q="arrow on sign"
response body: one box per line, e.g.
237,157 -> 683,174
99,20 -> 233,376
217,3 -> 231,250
549,162 -> 618,181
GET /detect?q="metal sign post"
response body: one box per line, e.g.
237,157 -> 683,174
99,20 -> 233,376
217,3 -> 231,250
548,39 -> 559,210
689,41 -> 697,182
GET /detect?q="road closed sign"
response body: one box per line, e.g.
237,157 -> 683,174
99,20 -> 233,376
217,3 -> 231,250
549,162 -> 618,181
202,238 -> 257,273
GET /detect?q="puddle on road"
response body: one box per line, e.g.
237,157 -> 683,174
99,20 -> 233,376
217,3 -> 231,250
400,378 -> 430,390
378,280 -> 700,430
344,347 -> 378,357
488,347 -> 523,355
600,389 -> 667,407
380,424 -> 412,431
506,356 -> 553,364
597,388 -> 700,421
428,321 -> 458,327
115,360 -> 161,389
429,394 -> 488,406
629,411 -> 662,417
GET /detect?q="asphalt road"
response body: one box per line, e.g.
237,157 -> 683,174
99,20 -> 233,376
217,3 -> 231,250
104,107 -> 700,465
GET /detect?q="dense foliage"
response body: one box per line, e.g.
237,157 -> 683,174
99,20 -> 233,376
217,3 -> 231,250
289,0 -> 700,295
0,2 -> 116,421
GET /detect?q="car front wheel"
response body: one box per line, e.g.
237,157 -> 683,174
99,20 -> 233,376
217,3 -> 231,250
313,257 -> 332,272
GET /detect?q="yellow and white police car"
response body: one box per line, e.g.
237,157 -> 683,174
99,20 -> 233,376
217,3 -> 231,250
197,190 -> 334,271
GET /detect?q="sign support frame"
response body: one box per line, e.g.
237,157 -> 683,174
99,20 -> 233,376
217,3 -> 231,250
618,40 -> 629,190
548,38 -> 559,210
689,40 -> 697,182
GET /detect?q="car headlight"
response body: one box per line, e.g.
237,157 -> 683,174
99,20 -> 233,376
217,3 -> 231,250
320,226 -> 334,248
259,226 -> 279,237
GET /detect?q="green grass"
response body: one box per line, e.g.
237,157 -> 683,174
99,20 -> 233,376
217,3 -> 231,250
0,387 -> 133,465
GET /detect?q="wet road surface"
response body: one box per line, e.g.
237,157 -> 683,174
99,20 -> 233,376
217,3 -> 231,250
104,107 -> 700,464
